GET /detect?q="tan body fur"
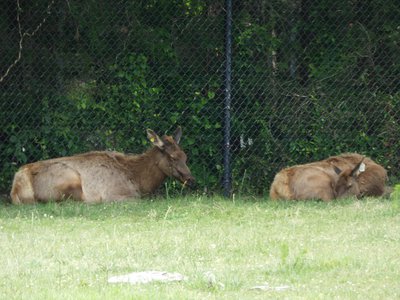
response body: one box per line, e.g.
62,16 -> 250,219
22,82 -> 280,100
270,153 -> 387,201
270,165 -> 339,201
10,128 -> 195,204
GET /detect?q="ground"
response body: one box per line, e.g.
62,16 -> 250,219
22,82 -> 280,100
0,196 -> 399,299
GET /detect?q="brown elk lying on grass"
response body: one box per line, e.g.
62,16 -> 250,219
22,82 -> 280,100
270,153 -> 388,201
10,127 -> 195,204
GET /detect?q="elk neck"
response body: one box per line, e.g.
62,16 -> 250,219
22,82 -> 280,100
124,147 -> 168,195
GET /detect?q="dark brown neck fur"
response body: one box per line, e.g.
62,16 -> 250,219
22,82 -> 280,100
113,148 -> 167,195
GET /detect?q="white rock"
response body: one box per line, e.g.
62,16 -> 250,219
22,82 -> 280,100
251,283 -> 290,291
108,271 -> 187,284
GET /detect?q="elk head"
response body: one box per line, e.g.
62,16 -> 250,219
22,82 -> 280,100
333,158 -> 366,199
147,127 -> 195,187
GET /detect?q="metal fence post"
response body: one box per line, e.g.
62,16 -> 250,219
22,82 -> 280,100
223,0 -> 232,197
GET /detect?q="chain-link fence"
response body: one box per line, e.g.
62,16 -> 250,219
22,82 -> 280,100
1,0 -> 399,197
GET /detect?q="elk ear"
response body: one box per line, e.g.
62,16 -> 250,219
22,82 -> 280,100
351,158 -> 366,178
333,165 -> 342,175
147,129 -> 164,149
173,126 -> 182,144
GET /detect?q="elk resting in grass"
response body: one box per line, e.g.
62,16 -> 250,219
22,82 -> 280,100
270,153 -> 388,201
10,127 -> 195,204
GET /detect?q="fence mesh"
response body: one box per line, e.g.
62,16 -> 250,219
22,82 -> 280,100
1,0 -> 399,197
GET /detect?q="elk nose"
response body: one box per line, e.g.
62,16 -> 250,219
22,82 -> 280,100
184,176 -> 196,189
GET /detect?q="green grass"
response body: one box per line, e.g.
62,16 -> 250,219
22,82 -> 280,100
0,196 -> 399,299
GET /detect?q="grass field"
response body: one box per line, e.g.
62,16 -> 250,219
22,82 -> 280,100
0,195 -> 399,299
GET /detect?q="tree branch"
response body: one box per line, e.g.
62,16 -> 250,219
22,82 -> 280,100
0,0 -> 55,83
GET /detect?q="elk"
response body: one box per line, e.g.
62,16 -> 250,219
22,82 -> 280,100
270,160 -> 365,201
269,154 -> 380,201
10,127 -> 195,204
